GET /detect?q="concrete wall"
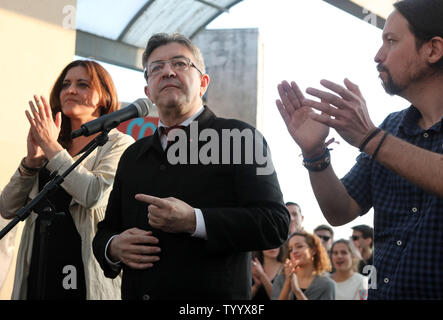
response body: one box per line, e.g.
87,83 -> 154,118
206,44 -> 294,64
193,28 -> 263,130
0,0 -> 76,299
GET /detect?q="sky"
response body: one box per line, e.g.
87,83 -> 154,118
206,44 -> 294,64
85,0 -> 409,241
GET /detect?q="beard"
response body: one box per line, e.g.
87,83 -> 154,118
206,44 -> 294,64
379,68 -> 403,95
377,62 -> 435,96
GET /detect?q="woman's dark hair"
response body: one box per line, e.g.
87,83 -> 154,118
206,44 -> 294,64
254,246 -> 286,265
49,60 -> 120,149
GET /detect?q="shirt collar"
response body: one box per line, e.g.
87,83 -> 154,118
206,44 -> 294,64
157,105 -> 205,135
135,105 -> 215,160
400,105 -> 443,135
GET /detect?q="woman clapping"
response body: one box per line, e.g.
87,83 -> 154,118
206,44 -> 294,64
0,60 -> 134,300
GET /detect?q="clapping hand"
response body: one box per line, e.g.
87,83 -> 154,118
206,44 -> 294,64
251,258 -> 263,286
276,80 -> 330,158
252,258 -> 267,283
25,95 -> 63,160
283,258 -> 296,277
290,272 -> 301,293
25,127 -> 46,168
283,258 -> 302,294
303,78 -> 375,148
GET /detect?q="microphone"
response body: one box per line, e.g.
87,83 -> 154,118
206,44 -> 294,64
71,98 -> 153,138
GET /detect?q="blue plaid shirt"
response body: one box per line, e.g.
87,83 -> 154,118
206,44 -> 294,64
341,106 -> 443,300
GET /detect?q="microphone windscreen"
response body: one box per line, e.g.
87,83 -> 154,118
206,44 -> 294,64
133,98 -> 154,117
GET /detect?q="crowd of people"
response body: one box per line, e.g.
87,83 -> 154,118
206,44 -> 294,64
0,0 -> 442,300
250,202 -> 371,300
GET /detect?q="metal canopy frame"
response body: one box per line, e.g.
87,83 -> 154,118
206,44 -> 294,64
322,0 -> 386,30
76,0 -> 389,71
75,0 -> 243,71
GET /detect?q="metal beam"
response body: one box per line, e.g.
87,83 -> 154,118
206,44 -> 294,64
194,0 -> 229,13
323,0 -> 385,29
190,0 -> 243,39
75,30 -> 145,71
117,0 -> 156,42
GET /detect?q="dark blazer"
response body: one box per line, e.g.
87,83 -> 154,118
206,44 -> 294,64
93,106 -> 289,300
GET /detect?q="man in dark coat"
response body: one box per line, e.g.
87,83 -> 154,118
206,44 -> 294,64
93,33 -> 289,300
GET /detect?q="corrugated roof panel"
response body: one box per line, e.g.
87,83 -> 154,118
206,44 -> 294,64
174,3 -> 217,35
76,0 -> 147,40
121,0 -> 216,47
76,0 -> 243,51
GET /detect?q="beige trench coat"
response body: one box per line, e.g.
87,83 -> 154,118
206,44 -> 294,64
0,129 -> 134,300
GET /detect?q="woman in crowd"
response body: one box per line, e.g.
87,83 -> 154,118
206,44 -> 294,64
0,60 -> 134,299
329,239 -> 368,300
276,231 -> 335,300
251,247 -> 285,300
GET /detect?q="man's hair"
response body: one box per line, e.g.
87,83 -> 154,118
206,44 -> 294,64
352,225 -> 374,241
394,0 -> 443,69
142,32 -> 206,81
314,224 -> 334,237
285,202 -> 300,210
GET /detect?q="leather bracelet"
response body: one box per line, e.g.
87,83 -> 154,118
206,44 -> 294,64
303,149 -> 328,163
371,131 -> 389,160
303,149 -> 331,172
359,127 -> 381,152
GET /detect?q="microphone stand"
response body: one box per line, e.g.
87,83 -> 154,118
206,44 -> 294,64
0,129 -> 110,299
